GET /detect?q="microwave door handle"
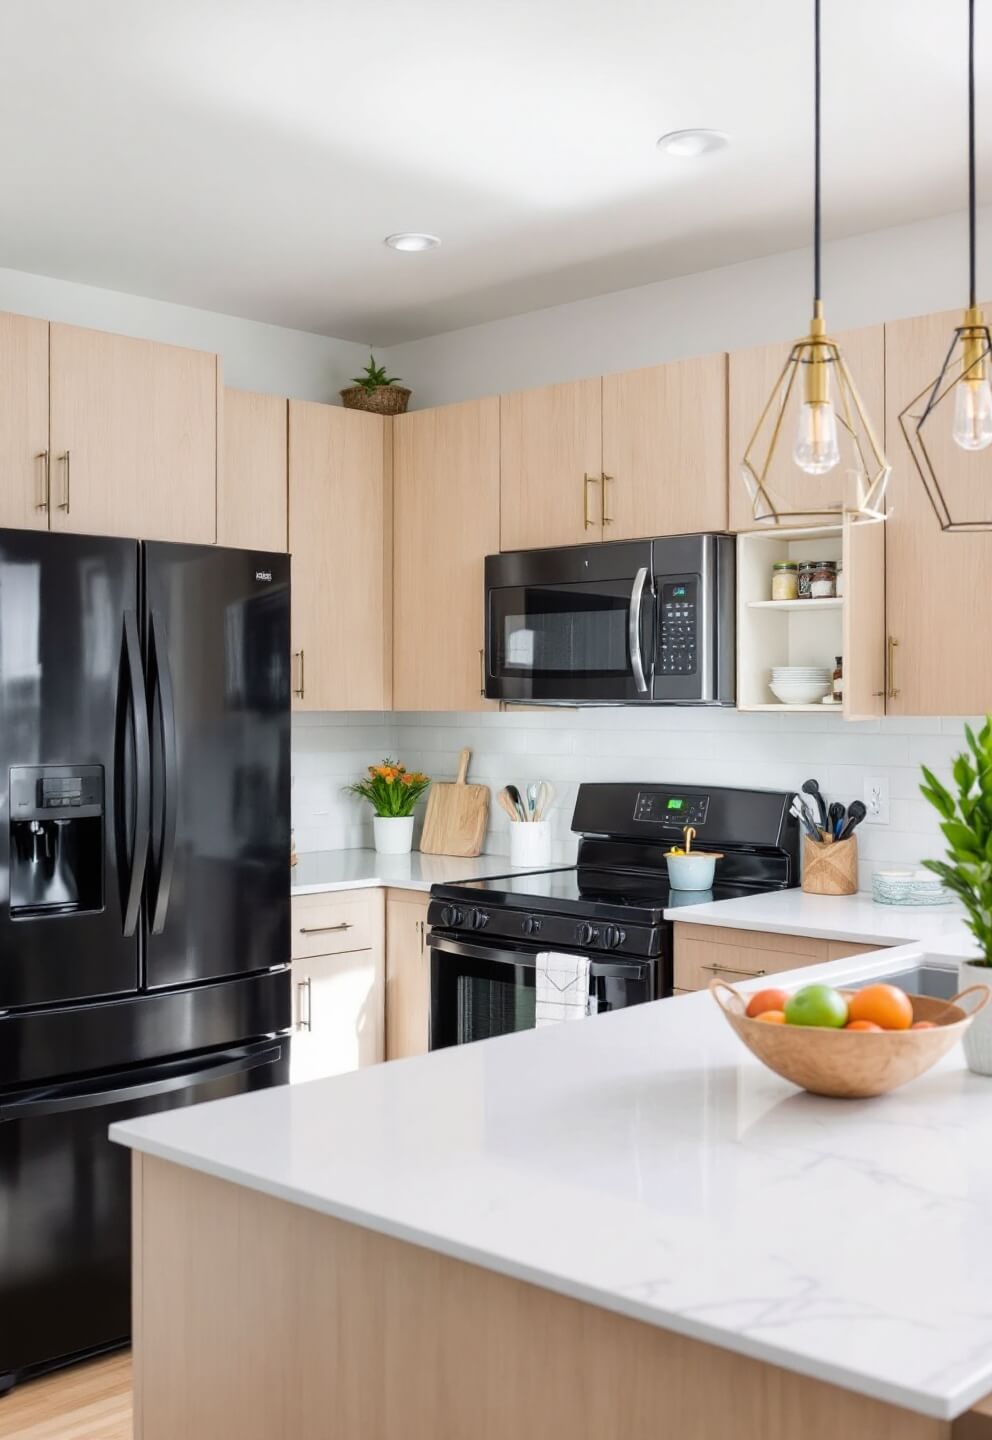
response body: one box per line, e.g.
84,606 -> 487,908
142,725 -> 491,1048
628,566 -> 650,694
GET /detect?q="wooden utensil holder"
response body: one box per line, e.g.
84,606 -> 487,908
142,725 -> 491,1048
802,835 -> 858,896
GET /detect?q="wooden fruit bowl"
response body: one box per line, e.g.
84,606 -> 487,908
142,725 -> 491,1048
709,978 -> 991,1098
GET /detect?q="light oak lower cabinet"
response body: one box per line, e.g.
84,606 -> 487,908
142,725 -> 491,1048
288,401 -> 390,711
219,388 -> 287,552
48,322 -> 218,542
290,889 -> 384,1082
0,311 -> 50,530
673,922 -> 888,993
385,889 -> 432,1060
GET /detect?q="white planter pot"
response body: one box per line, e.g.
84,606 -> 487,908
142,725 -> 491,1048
959,958 -> 992,1075
373,815 -> 415,855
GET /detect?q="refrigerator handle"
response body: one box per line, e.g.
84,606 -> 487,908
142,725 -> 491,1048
0,1041 -> 284,1121
148,609 -> 179,936
116,610 -> 151,938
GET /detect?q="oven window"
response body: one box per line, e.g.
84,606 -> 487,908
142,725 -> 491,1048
456,970 -> 535,1044
493,583 -> 633,679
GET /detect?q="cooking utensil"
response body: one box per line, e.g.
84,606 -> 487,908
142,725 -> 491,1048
837,800 -> 867,842
505,783 -> 528,823
525,781 -> 540,820
534,781 -> 555,822
827,801 -> 846,840
801,778 -> 828,831
420,748 -> 490,857
497,788 -> 521,823
790,795 -> 820,842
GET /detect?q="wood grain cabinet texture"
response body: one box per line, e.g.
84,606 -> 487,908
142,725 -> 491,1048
392,397 -> 499,711
884,305 -> 992,715
49,322 -> 218,542
219,387 -> 287,552
500,378 -> 604,549
288,400 -> 390,712
673,922 -> 888,993
385,889 -> 432,1060
0,311 -> 50,530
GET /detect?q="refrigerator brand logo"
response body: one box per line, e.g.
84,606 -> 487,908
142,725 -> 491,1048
255,570 -> 273,582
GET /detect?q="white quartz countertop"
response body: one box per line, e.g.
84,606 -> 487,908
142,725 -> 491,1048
112,941 -> 992,1421
290,848 -> 561,895
665,885 -> 979,954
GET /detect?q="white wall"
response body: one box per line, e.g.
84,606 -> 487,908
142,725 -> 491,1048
387,208 -> 987,408
0,265 -> 370,403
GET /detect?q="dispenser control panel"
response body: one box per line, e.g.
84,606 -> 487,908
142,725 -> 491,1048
10,765 -> 104,819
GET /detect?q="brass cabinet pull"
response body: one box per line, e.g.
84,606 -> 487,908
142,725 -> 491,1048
59,450 -> 70,513
887,636 -> 900,700
602,472 -> 615,525
583,472 -> 600,529
36,450 -> 50,511
700,962 -> 768,979
298,922 -> 352,935
296,976 -> 312,1031
293,649 -> 305,699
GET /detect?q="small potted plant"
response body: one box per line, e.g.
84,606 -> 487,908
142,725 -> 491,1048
347,760 -> 430,855
920,717 -> 992,1074
340,353 -> 412,416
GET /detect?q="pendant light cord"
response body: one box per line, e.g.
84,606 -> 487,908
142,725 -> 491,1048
969,0 -> 977,309
814,0 -> 822,306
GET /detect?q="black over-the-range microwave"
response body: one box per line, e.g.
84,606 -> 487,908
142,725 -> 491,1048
484,533 -> 736,706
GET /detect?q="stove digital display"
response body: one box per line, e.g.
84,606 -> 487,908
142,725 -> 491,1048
633,791 -> 710,826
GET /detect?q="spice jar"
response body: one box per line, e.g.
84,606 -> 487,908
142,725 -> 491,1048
797,561 -> 816,600
771,562 -> 799,602
810,560 -> 837,599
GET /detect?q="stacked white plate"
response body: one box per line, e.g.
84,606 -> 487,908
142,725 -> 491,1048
769,666 -> 832,705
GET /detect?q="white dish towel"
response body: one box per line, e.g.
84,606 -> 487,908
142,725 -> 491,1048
535,952 -> 591,1027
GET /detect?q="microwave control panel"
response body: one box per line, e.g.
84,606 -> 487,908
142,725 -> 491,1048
658,579 -> 698,675
633,791 -> 710,828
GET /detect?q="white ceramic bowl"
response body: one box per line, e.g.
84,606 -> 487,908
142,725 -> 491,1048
667,853 -> 717,890
770,679 -> 832,705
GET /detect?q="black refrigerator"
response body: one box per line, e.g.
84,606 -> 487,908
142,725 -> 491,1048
0,529 -> 291,1393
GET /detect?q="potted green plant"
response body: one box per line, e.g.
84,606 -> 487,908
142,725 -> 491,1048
920,717 -> 992,1073
347,760 -> 430,855
340,353 -> 412,416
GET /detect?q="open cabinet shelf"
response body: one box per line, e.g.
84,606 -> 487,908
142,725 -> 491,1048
745,597 -> 843,613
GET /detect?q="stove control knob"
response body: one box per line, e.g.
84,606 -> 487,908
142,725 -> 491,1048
439,905 -> 464,928
577,921 -> 598,947
601,925 -> 627,950
521,914 -> 542,937
469,908 -> 490,931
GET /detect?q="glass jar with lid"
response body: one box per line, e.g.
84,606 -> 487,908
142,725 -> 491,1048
797,561 -> 816,600
771,562 -> 799,602
810,560 -> 837,599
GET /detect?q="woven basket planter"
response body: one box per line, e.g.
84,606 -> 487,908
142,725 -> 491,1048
340,385 -> 412,416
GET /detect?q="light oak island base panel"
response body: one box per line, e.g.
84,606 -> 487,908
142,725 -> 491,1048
134,1154 -> 950,1440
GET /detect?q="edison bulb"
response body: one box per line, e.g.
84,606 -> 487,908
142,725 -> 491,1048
952,376 -> 992,451
794,400 -> 840,475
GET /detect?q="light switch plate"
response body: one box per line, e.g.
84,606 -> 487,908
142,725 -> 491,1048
863,776 -> 890,825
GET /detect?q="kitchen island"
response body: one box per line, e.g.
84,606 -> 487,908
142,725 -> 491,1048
113,944 -> 992,1440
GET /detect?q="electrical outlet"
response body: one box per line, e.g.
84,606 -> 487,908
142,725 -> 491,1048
863,776 -> 890,825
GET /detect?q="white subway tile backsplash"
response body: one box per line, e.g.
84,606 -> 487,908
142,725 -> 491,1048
290,708 -> 976,877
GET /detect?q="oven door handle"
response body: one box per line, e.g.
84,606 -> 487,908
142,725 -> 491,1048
628,566 -> 651,694
427,932 -> 650,981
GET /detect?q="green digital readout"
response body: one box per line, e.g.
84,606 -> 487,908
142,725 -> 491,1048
667,798 -> 684,810
673,585 -> 687,596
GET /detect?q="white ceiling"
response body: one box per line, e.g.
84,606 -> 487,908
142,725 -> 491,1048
1,0 -> 989,344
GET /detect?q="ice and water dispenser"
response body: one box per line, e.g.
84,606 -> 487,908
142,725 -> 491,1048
9,765 -> 104,917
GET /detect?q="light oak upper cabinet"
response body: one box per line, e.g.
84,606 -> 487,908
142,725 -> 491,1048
728,324 -> 885,532
219,388 -> 287,552
0,312 -> 50,530
602,354 -> 728,539
885,306 -> 992,714
49,324 -> 218,542
288,401 -> 390,711
393,397 -> 500,711
500,378 -> 603,549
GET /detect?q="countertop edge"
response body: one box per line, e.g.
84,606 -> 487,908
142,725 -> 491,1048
663,907 -> 921,946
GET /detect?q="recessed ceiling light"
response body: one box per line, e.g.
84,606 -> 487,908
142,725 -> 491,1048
656,129 -> 729,159
384,232 -> 441,252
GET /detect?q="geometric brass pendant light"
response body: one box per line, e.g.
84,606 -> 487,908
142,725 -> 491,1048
739,0 -> 889,525
898,0 -> 992,531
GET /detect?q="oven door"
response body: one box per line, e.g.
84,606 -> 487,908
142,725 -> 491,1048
428,933 -> 654,1050
484,542 -> 655,704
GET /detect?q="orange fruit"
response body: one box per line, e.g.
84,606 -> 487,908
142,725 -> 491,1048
846,984 -> 914,1031
746,987 -> 790,1019
755,1010 -> 787,1024
911,1020 -> 936,1030
845,1019 -> 883,1032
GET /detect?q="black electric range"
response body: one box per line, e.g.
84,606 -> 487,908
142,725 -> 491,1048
427,782 -> 800,1049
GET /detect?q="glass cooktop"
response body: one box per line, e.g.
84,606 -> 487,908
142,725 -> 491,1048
436,867 -> 777,922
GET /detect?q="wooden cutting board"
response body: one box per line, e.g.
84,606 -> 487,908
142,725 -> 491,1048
419,748 -> 489,858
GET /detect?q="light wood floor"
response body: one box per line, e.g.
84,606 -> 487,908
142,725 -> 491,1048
0,1353 -> 131,1440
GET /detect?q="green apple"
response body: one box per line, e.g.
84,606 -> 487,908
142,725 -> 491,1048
783,984 -> 849,1029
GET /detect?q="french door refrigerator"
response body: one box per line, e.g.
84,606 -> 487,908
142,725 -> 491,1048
0,529 -> 291,1393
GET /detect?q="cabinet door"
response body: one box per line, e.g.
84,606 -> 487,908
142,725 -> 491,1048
0,312 -> 50,530
219,388 -> 287,552
385,890 -> 431,1060
728,325 -> 885,531
291,948 -> 385,1082
885,306 -> 992,714
602,354 -> 727,539
393,398 -> 499,711
500,379 -> 602,550
842,514 -> 885,720
49,324 -> 217,542
288,401 -> 389,711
